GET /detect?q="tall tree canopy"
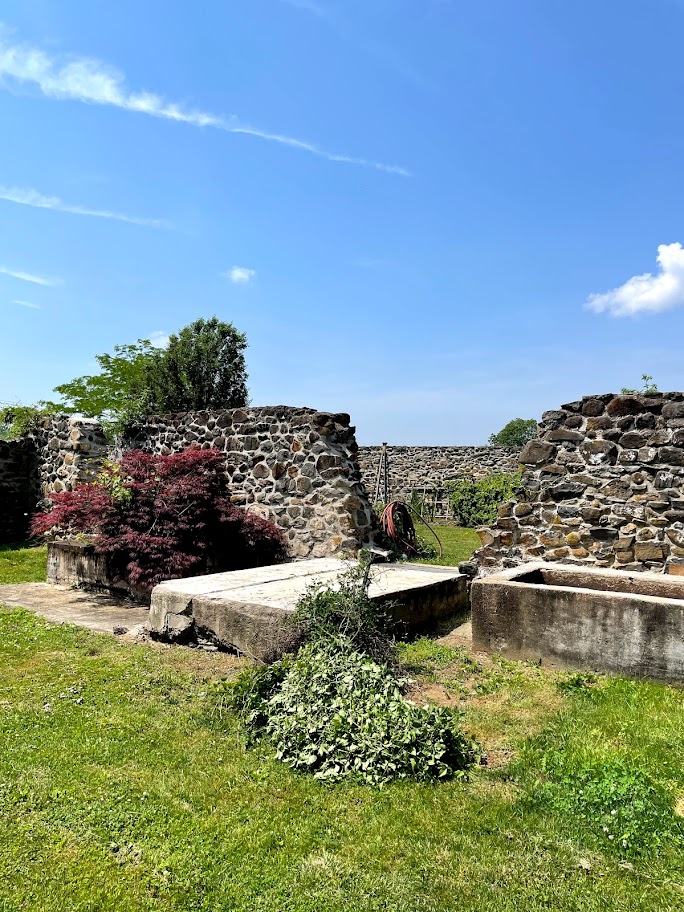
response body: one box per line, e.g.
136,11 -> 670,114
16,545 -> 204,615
488,418 -> 538,447
146,317 -> 248,413
44,317 -> 248,437
54,341 -> 159,428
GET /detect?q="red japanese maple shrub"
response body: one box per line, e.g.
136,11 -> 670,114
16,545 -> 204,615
31,447 -> 286,592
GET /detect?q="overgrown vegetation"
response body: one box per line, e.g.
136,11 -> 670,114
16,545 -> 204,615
217,565 -> 480,785
446,472 -> 521,527
621,374 -> 659,395
0,402 -> 56,440
1,547 -> 684,909
289,563 -> 394,662
408,488 -> 436,521
31,447 -> 285,592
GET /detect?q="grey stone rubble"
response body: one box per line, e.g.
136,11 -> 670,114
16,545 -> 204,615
31,416 -> 109,497
474,392 -> 684,575
149,559 -> 468,662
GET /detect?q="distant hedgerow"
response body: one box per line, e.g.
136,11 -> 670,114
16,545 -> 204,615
31,447 -> 286,592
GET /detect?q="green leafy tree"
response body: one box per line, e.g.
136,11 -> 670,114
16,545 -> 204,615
145,317 -> 248,413
488,418 -> 538,447
53,340 -> 160,436
5,318 -> 249,441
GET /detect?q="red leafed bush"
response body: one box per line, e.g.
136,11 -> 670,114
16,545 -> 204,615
31,447 -> 286,592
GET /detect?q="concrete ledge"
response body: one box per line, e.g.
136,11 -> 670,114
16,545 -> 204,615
149,559 -> 468,661
471,561 -> 684,681
47,540 -> 147,603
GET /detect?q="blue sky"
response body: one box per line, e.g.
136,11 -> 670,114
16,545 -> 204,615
2,0 -> 684,444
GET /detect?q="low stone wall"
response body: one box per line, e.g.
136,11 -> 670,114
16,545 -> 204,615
0,438 -> 38,543
474,393 -> 684,575
122,406 -> 374,559
357,445 -> 521,514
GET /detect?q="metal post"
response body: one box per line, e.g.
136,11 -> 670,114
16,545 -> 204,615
373,442 -> 390,504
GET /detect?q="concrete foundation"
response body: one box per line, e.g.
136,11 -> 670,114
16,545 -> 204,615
471,561 -> 684,681
149,559 -> 468,661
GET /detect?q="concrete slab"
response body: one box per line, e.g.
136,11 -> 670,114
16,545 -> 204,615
150,559 -> 468,661
0,582 -> 149,635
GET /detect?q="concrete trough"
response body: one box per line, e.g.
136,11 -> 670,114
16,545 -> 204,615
471,562 -> 684,682
149,559 -> 467,661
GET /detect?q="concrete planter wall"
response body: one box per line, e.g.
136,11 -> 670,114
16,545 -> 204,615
47,540 -> 148,604
471,561 -> 684,681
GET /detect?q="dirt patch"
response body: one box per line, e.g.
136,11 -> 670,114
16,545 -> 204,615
483,747 -> 517,769
407,681 -> 463,707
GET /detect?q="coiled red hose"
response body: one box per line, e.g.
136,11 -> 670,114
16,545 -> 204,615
380,500 -> 443,560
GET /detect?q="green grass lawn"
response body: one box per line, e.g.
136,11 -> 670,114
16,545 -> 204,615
0,540 -> 47,583
1,543 -> 684,911
415,523 -> 480,566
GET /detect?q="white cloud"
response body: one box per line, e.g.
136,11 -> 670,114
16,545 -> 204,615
0,183 -> 171,228
587,243 -> 684,317
148,330 -> 170,348
12,299 -> 41,309
0,265 -> 60,286
225,266 -> 256,284
0,25 -> 410,177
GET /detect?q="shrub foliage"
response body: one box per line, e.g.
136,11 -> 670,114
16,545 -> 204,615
446,472 -> 521,527
31,447 -> 285,592
219,565 -> 480,786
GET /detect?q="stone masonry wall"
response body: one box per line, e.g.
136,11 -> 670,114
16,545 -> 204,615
474,393 -> 684,576
0,438 -> 38,544
123,406 -> 374,559
30,416 -> 109,499
357,445 -> 521,510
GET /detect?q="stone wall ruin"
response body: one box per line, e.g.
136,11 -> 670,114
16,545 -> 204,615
123,406 -> 374,558
0,407 -> 374,558
357,445 -> 521,514
31,417 -> 109,498
474,393 -> 684,576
